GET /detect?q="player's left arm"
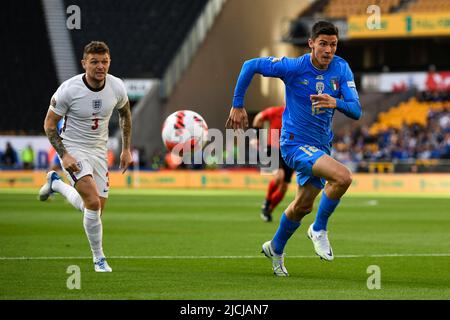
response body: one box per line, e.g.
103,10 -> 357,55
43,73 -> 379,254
335,63 -> 362,120
118,101 -> 133,173
310,63 -> 362,120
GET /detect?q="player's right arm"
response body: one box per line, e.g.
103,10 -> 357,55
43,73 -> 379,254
44,95 -> 80,173
227,57 -> 295,130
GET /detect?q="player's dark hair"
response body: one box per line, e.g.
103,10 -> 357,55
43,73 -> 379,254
83,41 -> 110,59
310,21 -> 339,40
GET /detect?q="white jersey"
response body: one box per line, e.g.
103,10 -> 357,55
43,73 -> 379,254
50,73 -> 128,155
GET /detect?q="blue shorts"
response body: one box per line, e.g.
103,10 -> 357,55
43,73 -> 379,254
280,137 -> 330,190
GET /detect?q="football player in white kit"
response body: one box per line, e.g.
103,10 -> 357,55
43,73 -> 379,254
39,41 -> 133,272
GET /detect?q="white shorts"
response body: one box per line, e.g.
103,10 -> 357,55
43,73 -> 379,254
60,148 -> 109,198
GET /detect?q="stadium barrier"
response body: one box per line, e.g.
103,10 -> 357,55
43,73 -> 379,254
1,170 -> 450,194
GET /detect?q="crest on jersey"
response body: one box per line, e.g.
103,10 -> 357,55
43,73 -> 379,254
92,99 -> 102,112
76,161 -> 83,172
316,82 -> 325,94
330,78 -> 339,91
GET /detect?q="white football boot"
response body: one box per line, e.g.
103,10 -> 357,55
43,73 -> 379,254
307,224 -> 334,261
261,241 -> 289,276
94,257 -> 112,272
38,171 -> 61,201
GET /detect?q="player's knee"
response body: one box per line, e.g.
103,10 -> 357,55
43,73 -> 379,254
84,196 -> 101,211
292,201 -> 313,216
336,170 -> 353,190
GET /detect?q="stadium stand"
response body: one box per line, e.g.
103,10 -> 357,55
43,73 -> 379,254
0,1 -> 58,134
302,0 -> 450,18
1,0 -> 449,173
62,0 -> 208,78
369,97 -> 447,134
406,0 -> 450,13
323,0 -> 401,19
332,95 -> 450,171
0,0 -> 209,135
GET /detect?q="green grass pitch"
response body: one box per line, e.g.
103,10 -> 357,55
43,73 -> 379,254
0,188 -> 449,300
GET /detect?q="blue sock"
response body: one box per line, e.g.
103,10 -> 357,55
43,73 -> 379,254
271,213 -> 300,255
313,192 -> 340,232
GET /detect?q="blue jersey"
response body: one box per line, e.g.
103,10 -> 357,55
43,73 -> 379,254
232,54 -> 362,147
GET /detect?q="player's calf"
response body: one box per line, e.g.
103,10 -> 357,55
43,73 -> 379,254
285,201 -> 312,222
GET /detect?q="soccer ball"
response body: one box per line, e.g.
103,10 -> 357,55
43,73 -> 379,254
161,110 -> 208,152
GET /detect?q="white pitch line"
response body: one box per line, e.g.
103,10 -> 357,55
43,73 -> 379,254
0,253 -> 450,261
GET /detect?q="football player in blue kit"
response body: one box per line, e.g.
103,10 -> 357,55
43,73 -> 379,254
226,21 -> 362,276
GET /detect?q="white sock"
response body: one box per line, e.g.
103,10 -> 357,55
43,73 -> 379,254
52,179 -> 84,212
83,208 -> 105,259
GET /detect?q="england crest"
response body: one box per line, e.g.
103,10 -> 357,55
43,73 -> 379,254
92,99 -> 102,112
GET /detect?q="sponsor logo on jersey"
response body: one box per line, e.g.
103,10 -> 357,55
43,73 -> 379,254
299,79 -> 309,85
270,57 -> 283,63
347,81 -> 356,88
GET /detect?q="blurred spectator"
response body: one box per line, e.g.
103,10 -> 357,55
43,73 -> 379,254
1,142 -> 18,168
332,98 -> 449,168
442,133 -> 450,159
132,148 -> 140,170
21,144 -> 35,170
107,150 -> 115,169
137,147 -> 147,169
151,150 -> 164,170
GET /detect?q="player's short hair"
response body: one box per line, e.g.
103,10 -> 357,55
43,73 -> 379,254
310,21 -> 339,40
83,41 -> 110,59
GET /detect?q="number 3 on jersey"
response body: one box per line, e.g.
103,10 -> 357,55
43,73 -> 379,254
91,118 -> 99,130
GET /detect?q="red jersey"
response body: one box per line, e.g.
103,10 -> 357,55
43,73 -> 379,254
260,106 -> 285,148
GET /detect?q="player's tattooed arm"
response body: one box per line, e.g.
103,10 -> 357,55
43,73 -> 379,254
47,127 -> 67,157
118,101 -> 133,173
44,108 -> 66,158
118,101 -> 132,150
